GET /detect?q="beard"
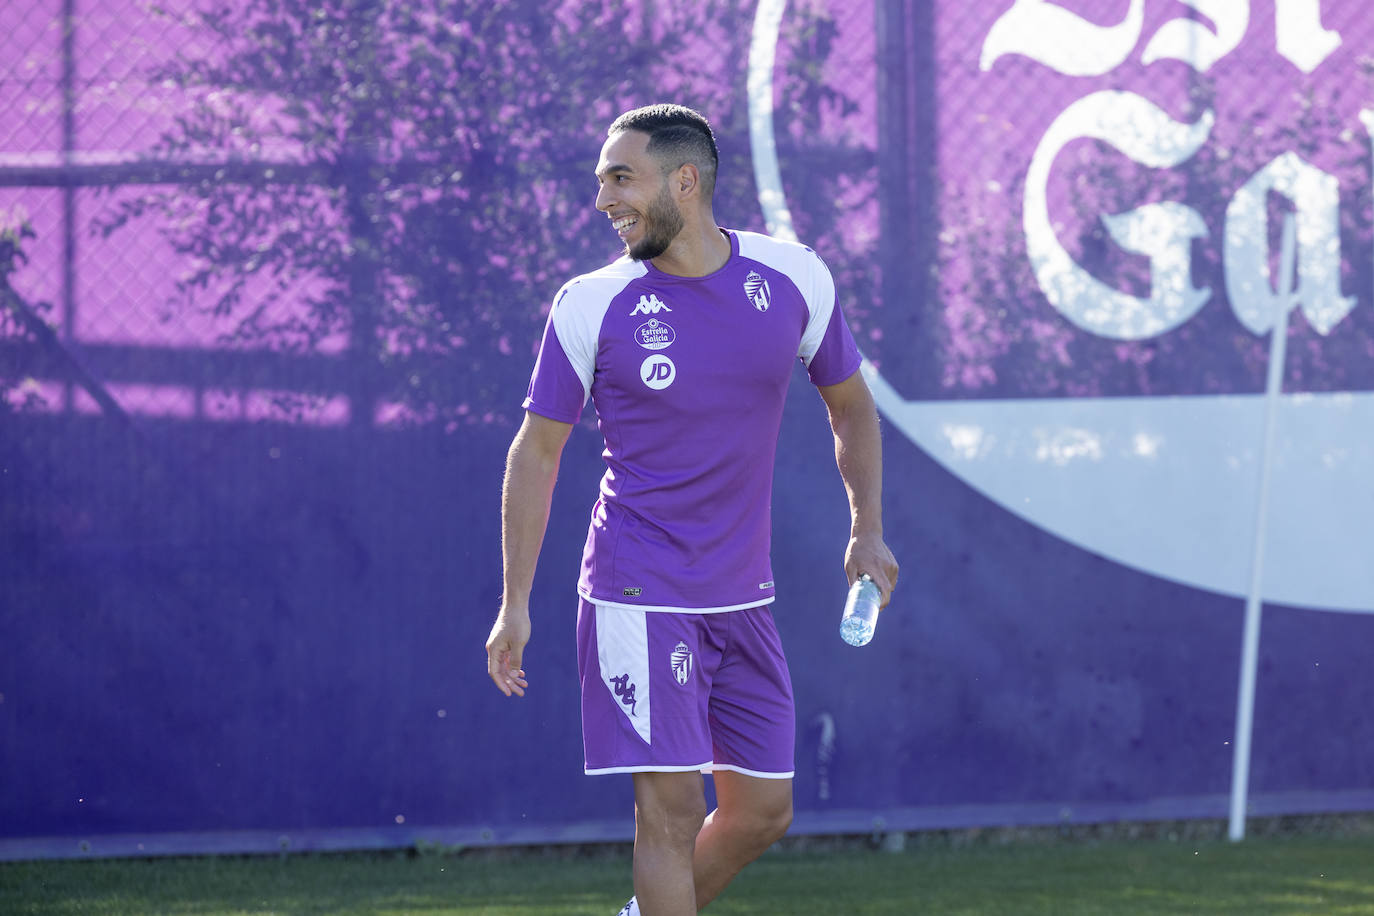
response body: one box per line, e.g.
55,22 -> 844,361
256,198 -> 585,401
627,183 -> 685,261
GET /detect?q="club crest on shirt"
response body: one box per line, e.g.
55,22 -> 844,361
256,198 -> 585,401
670,641 -> 694,686
743,271 -> 771,312
634,318 -> 676,351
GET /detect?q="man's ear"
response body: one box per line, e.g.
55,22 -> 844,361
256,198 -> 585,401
675,163 -> 700,199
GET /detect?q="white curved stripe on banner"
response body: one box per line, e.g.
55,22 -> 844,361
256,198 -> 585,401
745,0 -> 1374,614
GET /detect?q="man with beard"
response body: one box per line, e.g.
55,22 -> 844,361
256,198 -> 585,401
485,103 -> 898,916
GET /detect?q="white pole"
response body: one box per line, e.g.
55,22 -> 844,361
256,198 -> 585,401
1228,214 -> 1296,841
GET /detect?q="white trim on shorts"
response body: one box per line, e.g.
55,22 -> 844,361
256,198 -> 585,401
579,588 -> 776,614
585,762 -> 796,779
584,761 -> 714,776
709,763 -> 795,780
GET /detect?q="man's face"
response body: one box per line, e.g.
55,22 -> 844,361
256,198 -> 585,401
595,130 -> 685,261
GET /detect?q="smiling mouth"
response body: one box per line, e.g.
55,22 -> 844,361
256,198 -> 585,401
612,215 -> 639,238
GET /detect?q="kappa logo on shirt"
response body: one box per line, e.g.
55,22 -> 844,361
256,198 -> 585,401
744,271 -> 772,312
630,293 -> 672,316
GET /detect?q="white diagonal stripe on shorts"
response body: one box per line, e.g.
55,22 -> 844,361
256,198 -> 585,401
596,605 -> 651,745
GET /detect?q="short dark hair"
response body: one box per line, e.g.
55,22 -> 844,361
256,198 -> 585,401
608,103 -> 719,197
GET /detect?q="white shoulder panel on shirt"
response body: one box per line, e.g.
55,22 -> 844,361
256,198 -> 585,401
733,230 -> 837,365
550,257 -> 647,399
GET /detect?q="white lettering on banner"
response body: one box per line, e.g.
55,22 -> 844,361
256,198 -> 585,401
1025,91 -> 1358,342
982,0 -> 1341,76
1141,0 -> 1247,72
1023,92 -> 1214,340
980,0 -> 1144,76
1276,0 -> 1344,74
1224,153 -> 1354,336
1004,0 -> 1357,343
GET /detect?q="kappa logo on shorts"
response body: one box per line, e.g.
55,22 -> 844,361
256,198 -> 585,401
610,673 -> 638,715
669,641 -> 694,686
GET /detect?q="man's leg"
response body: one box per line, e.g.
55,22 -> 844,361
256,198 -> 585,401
632,770 -> 708,916
692,770 -> 793,909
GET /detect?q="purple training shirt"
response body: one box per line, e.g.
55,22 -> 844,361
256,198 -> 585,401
523,228 -> 861,612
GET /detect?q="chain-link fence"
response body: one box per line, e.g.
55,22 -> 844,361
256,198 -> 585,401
0,0 -> 873,430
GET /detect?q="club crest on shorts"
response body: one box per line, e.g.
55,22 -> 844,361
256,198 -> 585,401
743,271 -> 771,312
669,641 -> 694,686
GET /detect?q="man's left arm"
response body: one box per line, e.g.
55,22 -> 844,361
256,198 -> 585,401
818,370 -> 900,607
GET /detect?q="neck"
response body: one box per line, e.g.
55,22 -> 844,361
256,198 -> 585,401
650,218 -> 730,277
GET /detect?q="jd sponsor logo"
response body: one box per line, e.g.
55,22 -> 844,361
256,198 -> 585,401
641,354 -> 676,390
669,641 -> 694,686
635,318 -> 676,351
630,293 -> 672,316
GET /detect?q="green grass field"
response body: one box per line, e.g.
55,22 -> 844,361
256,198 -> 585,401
4,826 -> 1373,915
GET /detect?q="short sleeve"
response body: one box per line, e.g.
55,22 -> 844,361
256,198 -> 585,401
522,285 -> 595,422
796,253 -> 861,386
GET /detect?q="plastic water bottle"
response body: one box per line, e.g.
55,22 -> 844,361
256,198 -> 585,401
839,574 -> 881,646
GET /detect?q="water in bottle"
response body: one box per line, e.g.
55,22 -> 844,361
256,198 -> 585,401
839,573 -> 881,646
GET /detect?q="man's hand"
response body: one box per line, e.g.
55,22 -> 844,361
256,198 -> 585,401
485,608 -> 531,697
845,532 -> 899,609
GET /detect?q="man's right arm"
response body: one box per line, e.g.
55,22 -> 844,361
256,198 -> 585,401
485,411 -> 574,697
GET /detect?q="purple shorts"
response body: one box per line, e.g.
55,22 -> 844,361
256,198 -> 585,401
577,598 -> 795,778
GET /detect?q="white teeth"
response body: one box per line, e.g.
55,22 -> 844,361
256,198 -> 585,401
612,216 -> 638,231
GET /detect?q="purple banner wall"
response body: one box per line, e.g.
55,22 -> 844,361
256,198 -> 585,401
2,0 -> 1373,859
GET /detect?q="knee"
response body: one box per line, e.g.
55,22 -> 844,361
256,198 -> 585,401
755,796 -> 793,846
635,775 -> 708,848
732,794 -> 793,851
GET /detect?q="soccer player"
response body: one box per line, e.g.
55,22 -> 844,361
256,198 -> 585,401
485,103 -> 898,916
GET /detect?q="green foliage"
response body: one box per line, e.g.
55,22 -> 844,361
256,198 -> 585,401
86,0 -> 876,427
93,0 -> 792,426
0,208 -> 46,412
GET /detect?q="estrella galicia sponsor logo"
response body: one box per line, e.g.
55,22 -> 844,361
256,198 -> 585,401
622,586 -> 643,597
635,318 -> 676,351
670,641 -> 694,686
641,354 -> 676,390
610,672 -> 638,715
630,293 -> 672,316
744,271 -> 771,312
